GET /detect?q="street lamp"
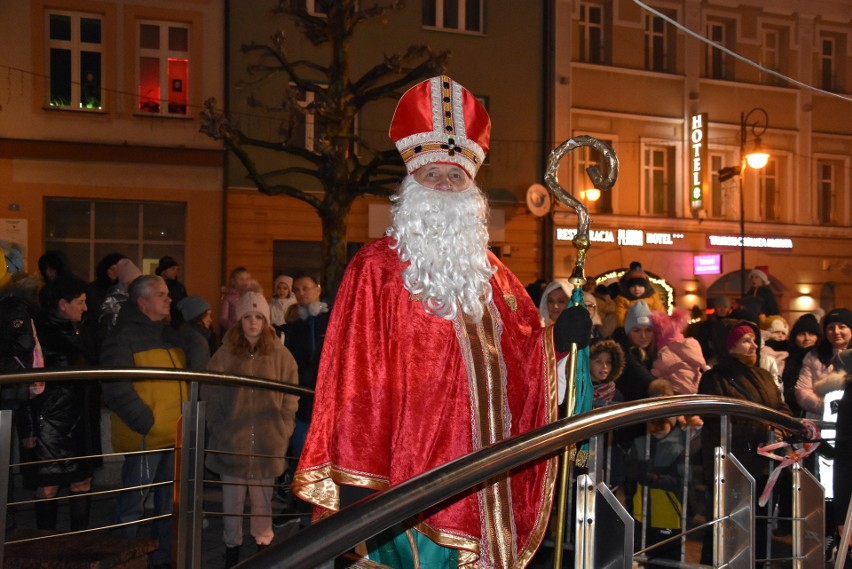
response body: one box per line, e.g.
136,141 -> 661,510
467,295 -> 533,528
719,108 -> 770,296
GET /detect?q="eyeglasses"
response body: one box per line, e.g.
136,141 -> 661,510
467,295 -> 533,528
585,303 -> 597,312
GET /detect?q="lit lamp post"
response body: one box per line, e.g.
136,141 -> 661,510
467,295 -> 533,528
719,108 -> 770,296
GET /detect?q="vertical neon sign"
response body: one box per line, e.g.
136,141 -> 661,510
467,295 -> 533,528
689,113 -> 708,211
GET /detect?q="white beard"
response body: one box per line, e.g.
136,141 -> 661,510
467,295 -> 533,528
387,175 -> 495,323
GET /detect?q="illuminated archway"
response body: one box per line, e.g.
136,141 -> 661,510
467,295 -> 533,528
593,269 -> 674,314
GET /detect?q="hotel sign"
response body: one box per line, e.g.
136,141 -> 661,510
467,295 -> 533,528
556,228 -> 685,247
689,113 -> 708,212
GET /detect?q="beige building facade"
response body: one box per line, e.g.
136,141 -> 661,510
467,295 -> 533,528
0,0 -> 225,307
551,0 -> 852,318
2,1 -> 849,323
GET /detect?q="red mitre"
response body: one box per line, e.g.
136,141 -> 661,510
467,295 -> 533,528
389,75 -> 490,179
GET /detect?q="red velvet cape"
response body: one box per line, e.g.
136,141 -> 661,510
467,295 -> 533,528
292,237 -> 558,567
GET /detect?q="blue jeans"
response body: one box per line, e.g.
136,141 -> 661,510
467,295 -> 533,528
114,450 -> 175,565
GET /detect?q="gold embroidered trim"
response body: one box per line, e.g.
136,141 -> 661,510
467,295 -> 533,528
503,294 -> 517,312
514,326 -> 560,568
462,308 -> 516,568
291,463 -> 390,512
414,520 -> 480,567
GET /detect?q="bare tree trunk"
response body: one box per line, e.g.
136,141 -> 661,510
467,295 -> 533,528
319,200 -> 352,301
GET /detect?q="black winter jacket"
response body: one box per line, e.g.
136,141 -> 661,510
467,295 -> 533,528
18,312 -> 102,485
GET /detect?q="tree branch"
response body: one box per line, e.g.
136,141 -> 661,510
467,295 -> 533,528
357,50 -> 450,104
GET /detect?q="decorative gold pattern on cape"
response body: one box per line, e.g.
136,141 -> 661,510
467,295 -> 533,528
456,305 -> 517,567
291,462 -> 389,514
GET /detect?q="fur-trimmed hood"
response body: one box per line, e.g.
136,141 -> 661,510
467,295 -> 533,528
589,339 -> 626,383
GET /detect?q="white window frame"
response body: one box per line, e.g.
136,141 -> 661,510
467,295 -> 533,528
45,10 -> 104,110
290,84 -> 359,154
644,11 -> 673,72
422,0 -> 484,34
306,0 -> 329,16
296,89 -> 319,151
817,160 -> 835,224
820,36 -> 836,91
706,21 -> 727,79
641,143 -> 677,216
574,137 -> 614,214
759,157 -> 779,222
136,20 -> 191,117
761,27 -> 780,85
579,2 -> 604,64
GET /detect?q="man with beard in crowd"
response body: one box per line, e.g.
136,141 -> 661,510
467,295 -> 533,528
292,76 -> 591,568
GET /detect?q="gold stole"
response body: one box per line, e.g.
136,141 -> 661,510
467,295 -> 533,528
459,305 -> 517,568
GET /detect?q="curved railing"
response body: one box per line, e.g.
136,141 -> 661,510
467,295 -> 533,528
0,368 -> 311,398
0,370 -> 826,568
243,396 -> 807,569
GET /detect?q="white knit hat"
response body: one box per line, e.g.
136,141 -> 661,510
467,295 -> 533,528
748,268 -> 770,286
235,291 -> 270,325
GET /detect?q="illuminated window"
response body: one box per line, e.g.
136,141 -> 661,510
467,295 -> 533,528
138,22 -> 190,116
422,0 -> 484,34
46,11 -> 103,110
575,140 -> 613,214
579,2 -> 606,64
644,9 -> 675,73
642,145 -> 675,215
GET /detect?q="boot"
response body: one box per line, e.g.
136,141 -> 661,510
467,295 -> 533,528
224,545 -> 241,569
69,489 -> 91,531
35,498 -> 58,531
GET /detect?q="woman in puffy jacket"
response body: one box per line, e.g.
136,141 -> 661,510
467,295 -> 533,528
22,275 -> 100,530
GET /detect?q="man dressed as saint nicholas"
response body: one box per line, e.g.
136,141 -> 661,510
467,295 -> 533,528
291,75 -> 592,568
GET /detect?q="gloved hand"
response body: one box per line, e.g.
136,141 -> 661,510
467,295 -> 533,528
554,305 -> 592,351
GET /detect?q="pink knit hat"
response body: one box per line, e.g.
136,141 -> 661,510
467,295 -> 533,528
726,324 -> 754,349
115,259 -> 142,285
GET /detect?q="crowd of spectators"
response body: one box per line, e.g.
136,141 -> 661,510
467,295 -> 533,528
1,240 -> 850,567
531,262 -> 850,565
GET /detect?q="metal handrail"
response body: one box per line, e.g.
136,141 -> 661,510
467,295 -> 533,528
0,368 -> 312,398
244,395 -> 807,569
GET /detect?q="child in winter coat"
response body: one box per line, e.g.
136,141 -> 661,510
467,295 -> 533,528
589,340 -> 627,488
650,309 -> 708,428
650,309 -> 708,395
590,340 -> 625,409
626,379 -> 688,566
614,262 -> 666,326
204,291 -> 299,568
